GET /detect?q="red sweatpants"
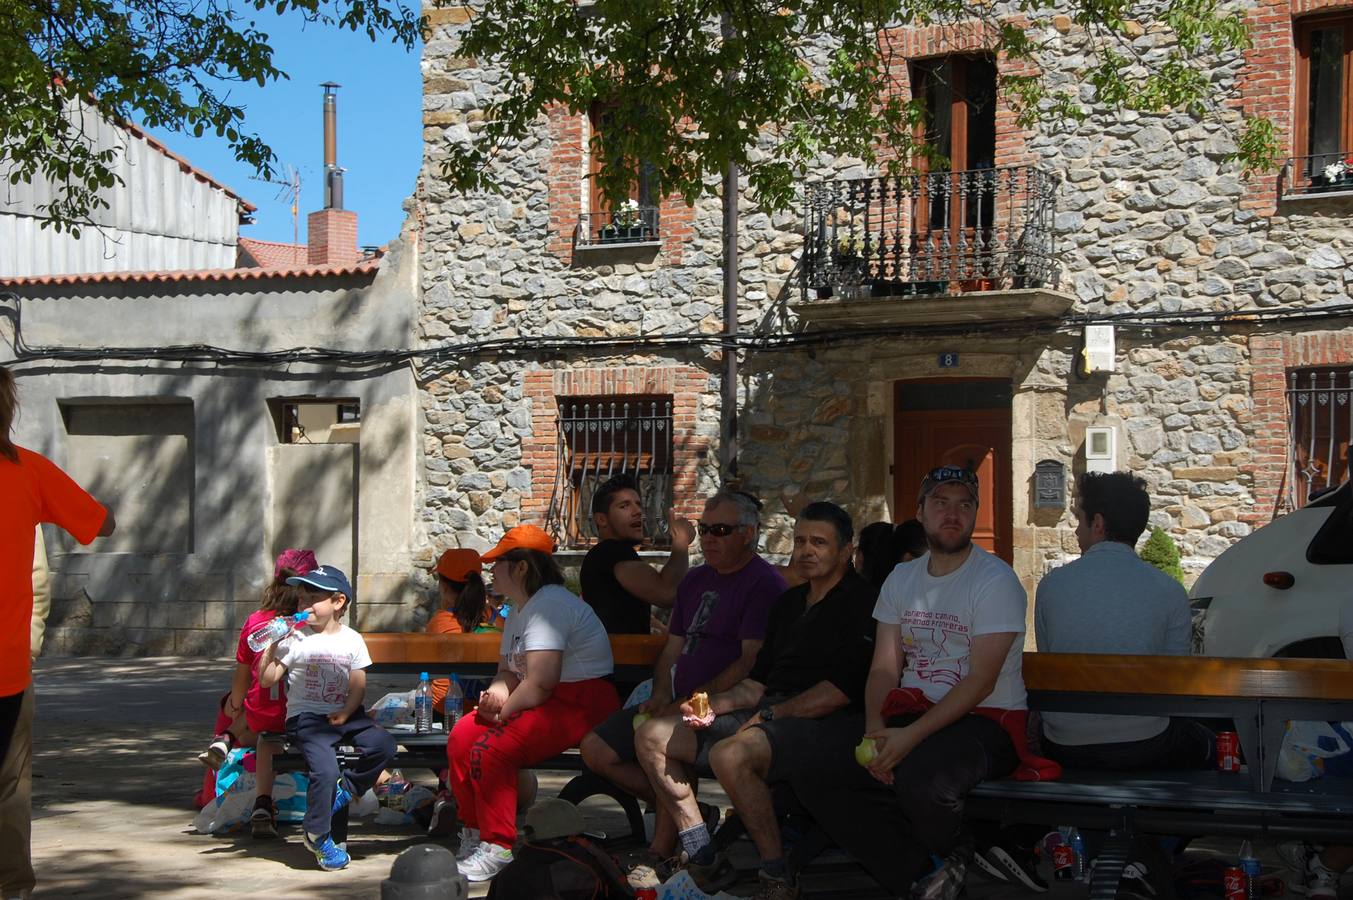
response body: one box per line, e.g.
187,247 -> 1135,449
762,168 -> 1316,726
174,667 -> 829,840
447,677 -> 619,848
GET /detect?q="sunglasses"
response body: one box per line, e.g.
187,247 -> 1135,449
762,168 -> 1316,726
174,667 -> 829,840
697,522 -> 743,537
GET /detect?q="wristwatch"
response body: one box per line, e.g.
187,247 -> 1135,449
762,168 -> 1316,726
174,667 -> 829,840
759,702 -> 776,722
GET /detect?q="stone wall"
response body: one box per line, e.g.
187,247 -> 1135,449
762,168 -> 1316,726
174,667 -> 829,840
417,0 -> 1353,593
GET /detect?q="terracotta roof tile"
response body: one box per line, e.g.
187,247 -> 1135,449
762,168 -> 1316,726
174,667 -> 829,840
237,237 -> 310,268
1,259 -> 381,288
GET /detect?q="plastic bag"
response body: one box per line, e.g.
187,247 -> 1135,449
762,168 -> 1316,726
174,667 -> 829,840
193,748 -> 310,833
657,870 -> 741,899
370,690 -> 416,728
1276,720 -> 1353,782
372,786 -> 436,825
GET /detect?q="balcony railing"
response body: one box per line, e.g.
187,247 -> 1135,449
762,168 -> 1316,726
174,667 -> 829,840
575,207 -> 661,247
803,166 -> 1059,300
1281,153 -> 1353,198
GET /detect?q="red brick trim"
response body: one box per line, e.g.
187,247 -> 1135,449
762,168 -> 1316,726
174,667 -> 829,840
520,365 -> 711,531
1244,331 -> 1353,523
877,19 -> 1037,169
544,105 -> 692,265
1238,0 -> 1353,214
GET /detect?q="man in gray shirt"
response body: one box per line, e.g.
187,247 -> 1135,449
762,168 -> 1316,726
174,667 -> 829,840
1035,472 -> 1213,769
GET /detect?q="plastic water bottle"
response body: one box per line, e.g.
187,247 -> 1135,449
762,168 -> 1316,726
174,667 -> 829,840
414,672 -> 434,734
246,611 -> 311,652
445,674 -> 464,728
1068,827 -> 1087,880
1239,840 -> 1261,900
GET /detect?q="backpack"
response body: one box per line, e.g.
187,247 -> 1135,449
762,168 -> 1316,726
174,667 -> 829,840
486,835 -> 635,900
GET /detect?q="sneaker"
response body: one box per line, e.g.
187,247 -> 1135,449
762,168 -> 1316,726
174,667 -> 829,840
699,800 -> 723,835
458,841 -> 513,882
250,797 -> 278,839
1120,861 -> 1160,899
1306,854 -> 1339,900
197,735 -> 232,771
970,847 -> 1012,885
331,778 -> 353,816
304,832 -> 350,871
455,826 -> 481,861
750,871 -> 801,900
910,853 -> 967,900
626,851 -> 678,890
984,842 -> 1048,892
683,848 -> 739,894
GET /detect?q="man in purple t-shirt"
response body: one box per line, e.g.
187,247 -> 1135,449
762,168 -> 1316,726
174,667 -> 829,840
580,489 -> 784,864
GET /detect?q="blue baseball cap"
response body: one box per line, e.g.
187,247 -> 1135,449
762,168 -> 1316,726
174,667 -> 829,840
286,565 -> 355,600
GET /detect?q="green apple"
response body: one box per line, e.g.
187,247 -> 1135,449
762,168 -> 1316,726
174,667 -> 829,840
855,737 -> 879,766
632,712 -> 652,730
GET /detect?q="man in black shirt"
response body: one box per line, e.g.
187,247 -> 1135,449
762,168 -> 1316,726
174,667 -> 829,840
579,474 -> 693,633
659,501 -> 875,900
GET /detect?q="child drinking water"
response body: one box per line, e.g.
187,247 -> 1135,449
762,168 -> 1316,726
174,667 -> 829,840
258,565 -> 396,871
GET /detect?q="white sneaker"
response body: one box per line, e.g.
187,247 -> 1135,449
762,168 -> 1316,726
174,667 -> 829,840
458,841 -> 514,882
1306,854 -> 1339,900
454,827 -> 481,861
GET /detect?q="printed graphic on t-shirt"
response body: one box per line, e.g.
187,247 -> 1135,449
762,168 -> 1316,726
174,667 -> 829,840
300,654 -> 352,705
901,609 -> 970,688
683,590 -> 719,655
508,633 -> 527,679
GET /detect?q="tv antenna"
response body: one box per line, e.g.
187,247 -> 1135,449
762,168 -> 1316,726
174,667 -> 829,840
249,164 -> 303,247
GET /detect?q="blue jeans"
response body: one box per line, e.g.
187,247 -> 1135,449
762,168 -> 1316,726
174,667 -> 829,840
287,708 -> 396,839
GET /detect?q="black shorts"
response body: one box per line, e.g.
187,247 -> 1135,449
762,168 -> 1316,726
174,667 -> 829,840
592,703 -> 863,783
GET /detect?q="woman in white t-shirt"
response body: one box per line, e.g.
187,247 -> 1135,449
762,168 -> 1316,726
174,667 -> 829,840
446,524 -> 618,882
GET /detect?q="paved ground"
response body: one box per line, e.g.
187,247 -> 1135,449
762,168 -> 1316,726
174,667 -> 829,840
23,657 -> 1339,899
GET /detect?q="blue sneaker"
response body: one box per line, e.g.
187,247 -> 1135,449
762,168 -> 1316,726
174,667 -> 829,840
332,778 -> 353,816
304,832 -> 350,871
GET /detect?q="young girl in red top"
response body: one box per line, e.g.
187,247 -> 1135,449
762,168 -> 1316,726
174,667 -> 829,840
198,548 -> 316,837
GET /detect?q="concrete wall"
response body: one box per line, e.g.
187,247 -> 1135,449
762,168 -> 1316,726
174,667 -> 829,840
1,236 -> 424,656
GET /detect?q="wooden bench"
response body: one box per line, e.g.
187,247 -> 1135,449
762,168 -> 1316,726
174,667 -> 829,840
268,632 -> 666,843
965,653 -> 1353,900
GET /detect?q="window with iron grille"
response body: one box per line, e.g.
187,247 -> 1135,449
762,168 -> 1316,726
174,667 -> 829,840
1288,368 -> 1353,507
547,395 -> 674,547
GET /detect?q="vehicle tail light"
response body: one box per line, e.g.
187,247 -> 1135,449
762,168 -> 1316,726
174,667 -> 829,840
1262,571 -> 1295,589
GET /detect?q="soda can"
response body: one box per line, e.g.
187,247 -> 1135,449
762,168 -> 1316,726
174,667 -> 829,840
1217,731 -> 1242,772
1053,843 -> 1076,879
1224,867 -> 1247,900
634,890 -> 658,900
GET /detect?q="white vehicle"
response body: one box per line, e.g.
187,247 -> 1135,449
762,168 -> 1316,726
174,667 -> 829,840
1190,481 -> 1352,659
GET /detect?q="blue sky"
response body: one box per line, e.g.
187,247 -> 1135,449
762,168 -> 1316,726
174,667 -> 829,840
144,16 -> 423,249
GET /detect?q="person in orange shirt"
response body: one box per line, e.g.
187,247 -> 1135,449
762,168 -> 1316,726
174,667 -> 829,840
1,366 -> 114,900
426,548 -> 489,713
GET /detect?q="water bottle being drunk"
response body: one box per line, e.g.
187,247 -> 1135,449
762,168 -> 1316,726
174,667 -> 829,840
246,611 -> 311,652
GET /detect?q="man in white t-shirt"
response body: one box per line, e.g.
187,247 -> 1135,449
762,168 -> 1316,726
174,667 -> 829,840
791,466 -> 1026,900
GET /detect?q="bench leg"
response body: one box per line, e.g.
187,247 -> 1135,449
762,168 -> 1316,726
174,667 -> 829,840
557,770 -> 647,847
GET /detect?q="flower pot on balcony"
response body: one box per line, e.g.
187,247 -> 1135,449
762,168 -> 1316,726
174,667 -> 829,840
599,223 -> 654,244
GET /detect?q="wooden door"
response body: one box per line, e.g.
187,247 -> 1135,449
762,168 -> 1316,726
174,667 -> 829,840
894,380 -> 1013,562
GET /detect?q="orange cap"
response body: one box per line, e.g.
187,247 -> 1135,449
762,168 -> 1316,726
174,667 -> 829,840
481,524 -> 556,562
435,548 -> 482,582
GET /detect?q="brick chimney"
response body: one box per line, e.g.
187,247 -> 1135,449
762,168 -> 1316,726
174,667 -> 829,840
306,82 -> 360,266
307,208 -> 360,265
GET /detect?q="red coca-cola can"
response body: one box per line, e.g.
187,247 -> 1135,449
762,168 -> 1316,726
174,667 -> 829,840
1217,731 -> 1242,772
1224,867 -> 1247,900
1052,843 -> 1076,879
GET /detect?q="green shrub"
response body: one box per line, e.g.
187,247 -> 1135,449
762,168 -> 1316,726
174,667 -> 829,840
1139,526 -> 1186,584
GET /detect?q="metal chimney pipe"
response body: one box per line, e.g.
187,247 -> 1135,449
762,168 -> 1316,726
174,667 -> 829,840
321,82 -> 343,209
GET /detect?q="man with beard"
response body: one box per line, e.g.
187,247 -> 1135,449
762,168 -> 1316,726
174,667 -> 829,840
790,467 -> 1027,900
580,473 -> 695,634
628,501 -> 875,899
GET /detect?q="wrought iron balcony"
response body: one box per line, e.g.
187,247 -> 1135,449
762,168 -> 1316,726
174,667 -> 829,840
1280,152 -> 1353,199
575,206 -> 661,247
802,166 -> 1059,300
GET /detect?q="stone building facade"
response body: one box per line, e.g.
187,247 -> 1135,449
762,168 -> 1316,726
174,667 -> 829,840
417,0 -> 1353,648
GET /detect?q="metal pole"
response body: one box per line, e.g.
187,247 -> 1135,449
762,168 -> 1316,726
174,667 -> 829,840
720,14 -> 739,481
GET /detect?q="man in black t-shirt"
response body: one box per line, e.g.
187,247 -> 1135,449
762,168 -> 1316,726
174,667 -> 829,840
579,474 -> 694,633
648,501 -> 875,899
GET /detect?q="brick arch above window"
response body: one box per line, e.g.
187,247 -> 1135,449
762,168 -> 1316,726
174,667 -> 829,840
544,105 -> 694,265
522,366 -> 711,543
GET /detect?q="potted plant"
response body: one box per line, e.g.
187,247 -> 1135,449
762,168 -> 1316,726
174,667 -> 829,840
831,235 -> 871,293
599,199 -> 653,243
1314,157 -> 1353,191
